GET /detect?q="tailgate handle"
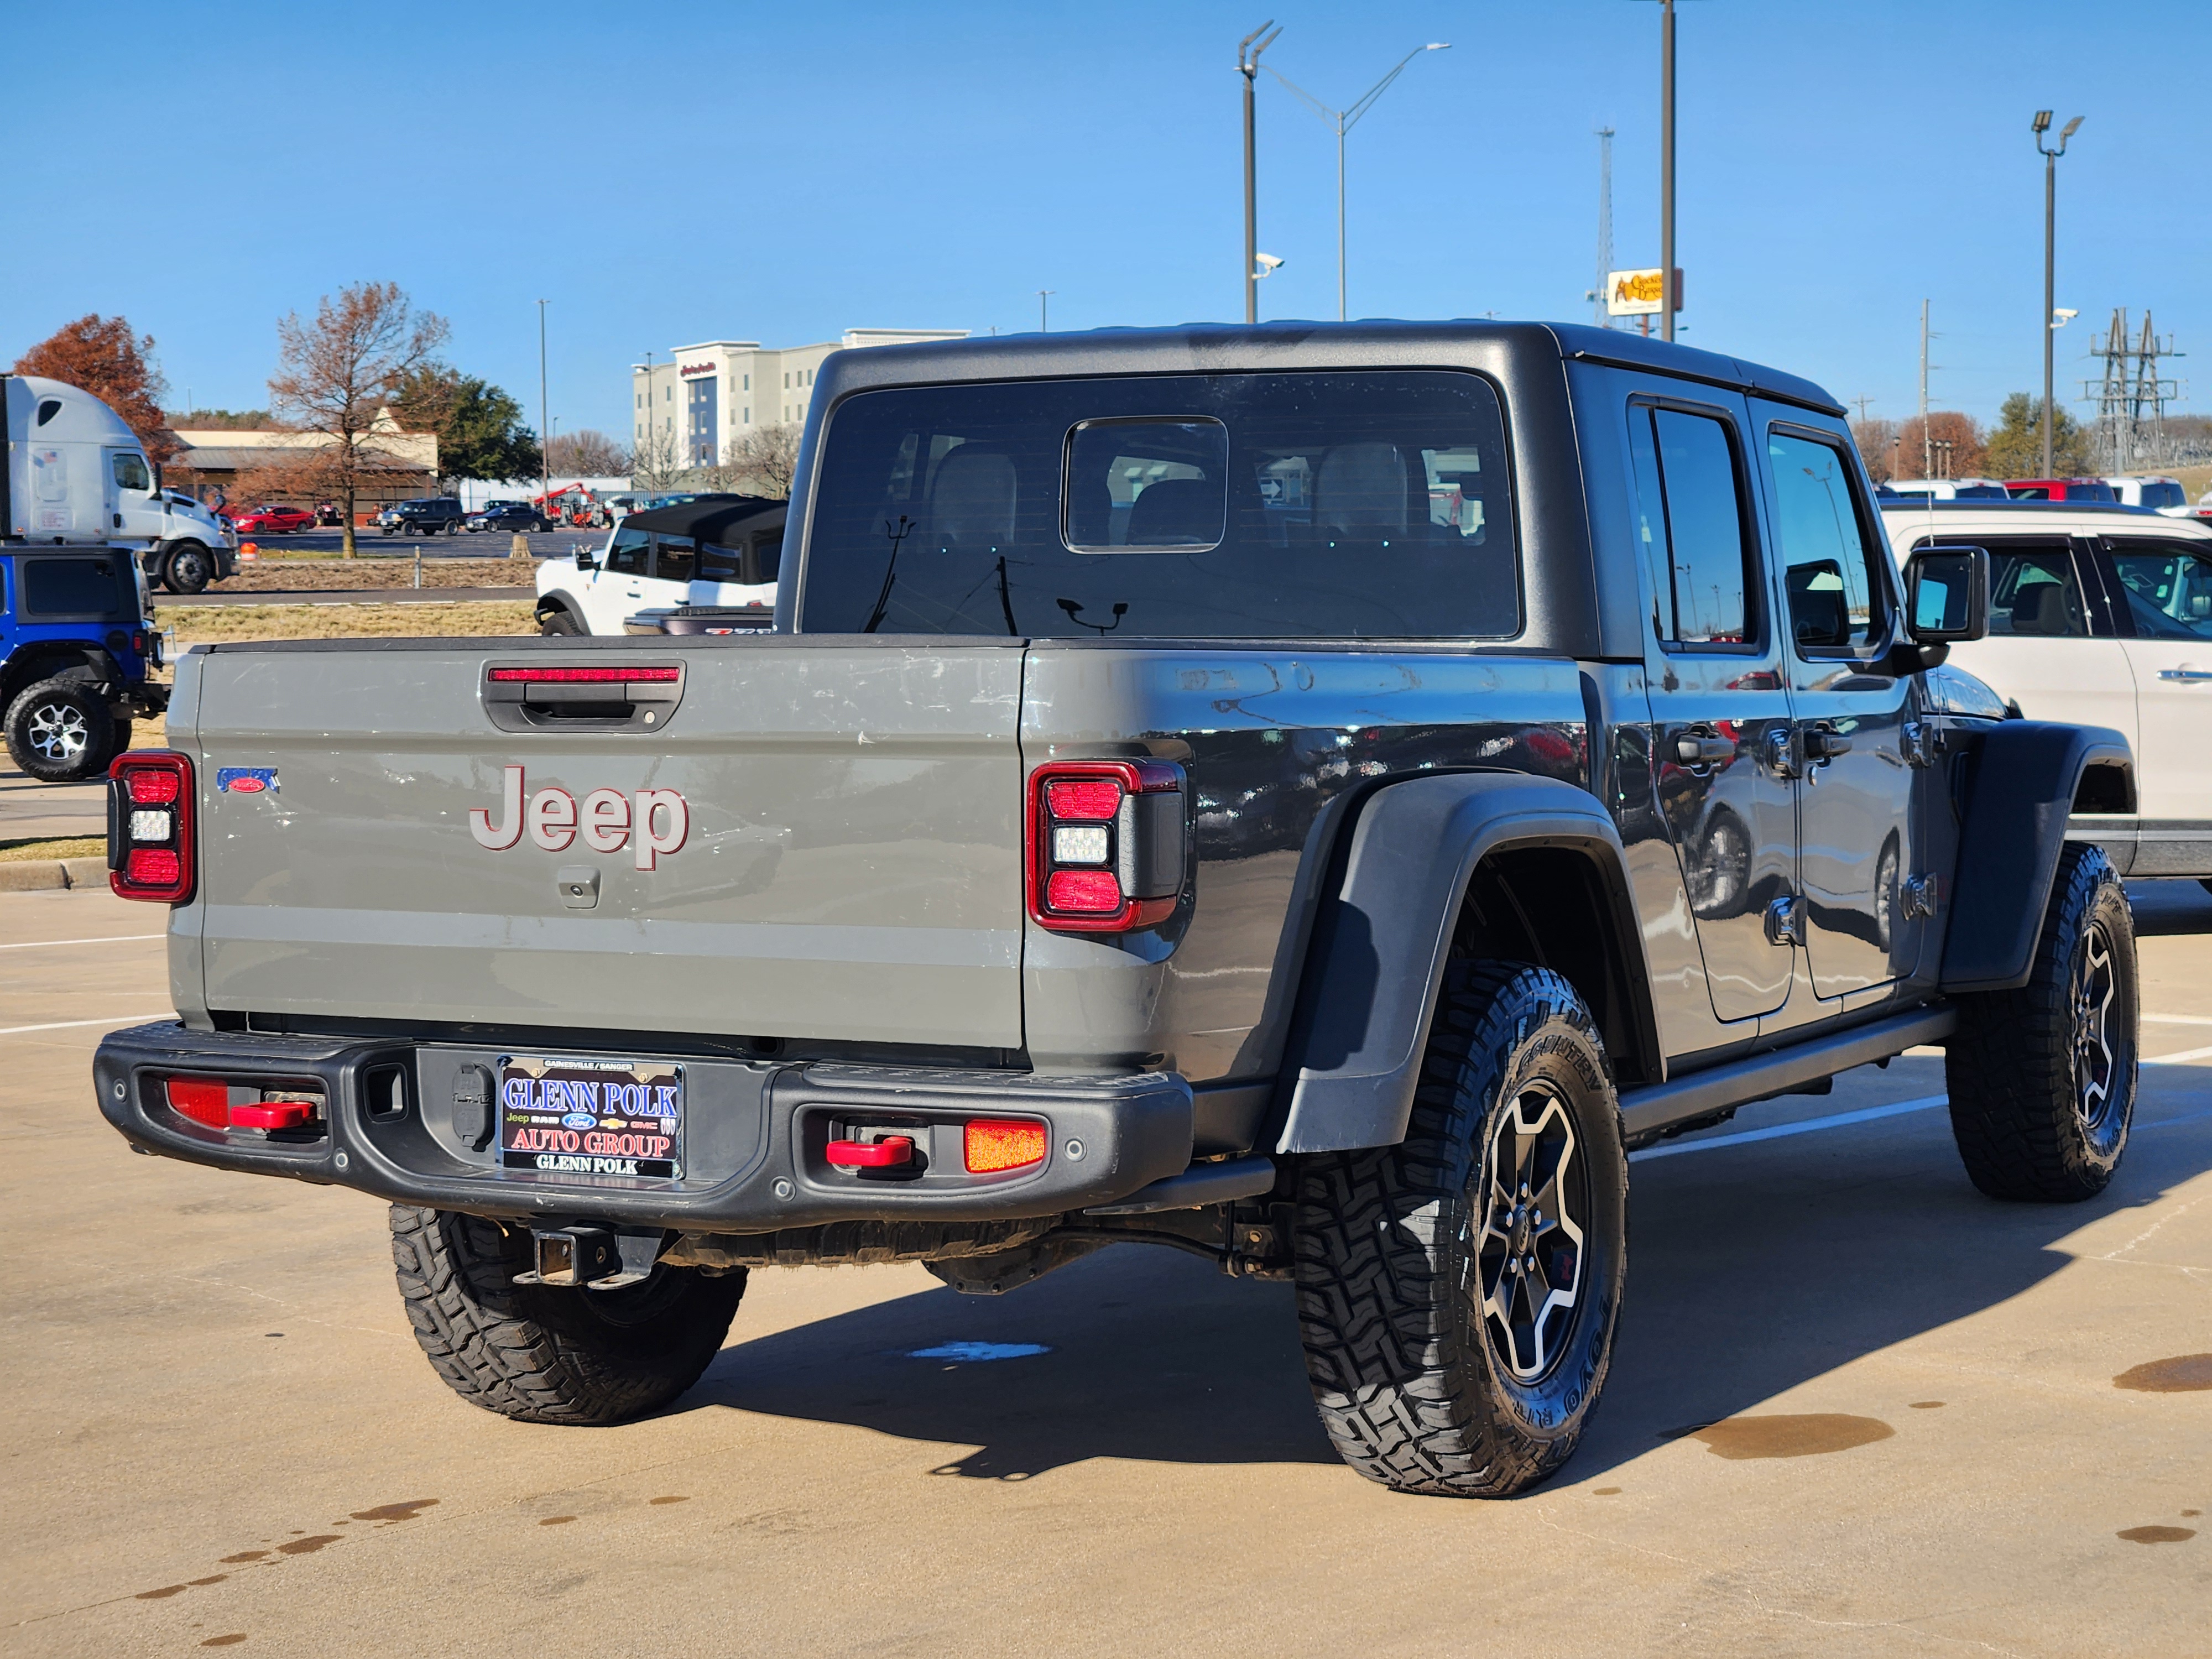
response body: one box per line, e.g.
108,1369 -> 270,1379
481,663 -> 685,733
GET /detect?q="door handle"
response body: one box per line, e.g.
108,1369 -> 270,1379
1675,733 -> 1736,765
1803,723 -> 1853,761
2157,669 -> 2212,682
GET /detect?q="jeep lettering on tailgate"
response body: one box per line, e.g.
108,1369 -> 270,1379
467,765 -> 689,868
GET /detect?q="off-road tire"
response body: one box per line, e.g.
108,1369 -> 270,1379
1946,843 -> 2137,1201
390,1206 -> 745,1425
538,608 -> 584,636
6,676 -> 117,782
1293,961 -> 1629,1498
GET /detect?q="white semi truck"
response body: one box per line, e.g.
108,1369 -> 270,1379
3,375 -> 236,592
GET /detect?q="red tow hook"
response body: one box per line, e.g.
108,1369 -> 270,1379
228,1100 -> 316,1130
825,1135 -> 914,1168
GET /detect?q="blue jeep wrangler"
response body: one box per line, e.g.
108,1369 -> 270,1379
2,547 -> 168,781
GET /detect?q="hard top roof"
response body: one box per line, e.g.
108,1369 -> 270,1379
1879,498 -> 2211,535
620,495 -> 786,541
807,319 -> 1845,418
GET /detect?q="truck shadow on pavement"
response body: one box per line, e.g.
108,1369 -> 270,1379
688,1052 -> 2212,1489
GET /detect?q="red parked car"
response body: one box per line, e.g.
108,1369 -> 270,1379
2003,478 -> 2117,502
228,504 -> 316,534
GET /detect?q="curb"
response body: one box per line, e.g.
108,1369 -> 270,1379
0,858 -> 110,893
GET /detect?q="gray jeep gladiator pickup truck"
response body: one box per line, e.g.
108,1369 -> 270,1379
95,322 -> 2140,1498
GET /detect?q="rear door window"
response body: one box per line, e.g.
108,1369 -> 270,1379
1626,404 -> 1756,648
24,556 -> 128,617
651,535 -> 696,583
800,370 -> 1516,638
2105,538 -> 2212,638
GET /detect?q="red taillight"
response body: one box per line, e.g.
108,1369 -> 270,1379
165,1076 -> 229,1127
108,752 -> 195,904
486,666 -> 680,683
1045,778 -> 1121,821
1027,759 -> 1185,933
1046,869 -> 1123,912
128,766 -> 180,804
964,1118 -> 1047,1173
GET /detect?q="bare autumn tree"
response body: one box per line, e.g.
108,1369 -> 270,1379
1895,411 -> 1986,480
13,314 -> 178,460
546,428 -> 629,477
268,281 -> 449,555
723,422 -> 803,499
1850,416 -> 1900,483
630,421 -> 686,492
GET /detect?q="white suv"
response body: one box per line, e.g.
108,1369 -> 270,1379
2103,476 -> 2193,515
534,498 -> 785,635
1882,499 -> 2212,881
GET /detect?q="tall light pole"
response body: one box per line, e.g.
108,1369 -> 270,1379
1659,0 -> 1676,342
1269,43 -> 1451,321
1593,125 -> 1615,328
536,299 -> 550,513
2033,110 -> 2084,477
1038,290 -> 1055,332
1238,21 -> 1282,325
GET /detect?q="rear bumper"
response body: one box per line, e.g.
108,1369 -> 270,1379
92,1023 -> 1194,1233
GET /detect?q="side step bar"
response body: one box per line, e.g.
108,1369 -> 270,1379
1618,1004 -> 1958,1142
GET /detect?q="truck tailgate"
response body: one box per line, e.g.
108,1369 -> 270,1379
180,638 -> 1026,1048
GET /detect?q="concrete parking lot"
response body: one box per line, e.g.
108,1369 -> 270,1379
3,880 -> 2209,1657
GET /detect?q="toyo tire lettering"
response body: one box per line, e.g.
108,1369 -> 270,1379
468,764 -> 687,868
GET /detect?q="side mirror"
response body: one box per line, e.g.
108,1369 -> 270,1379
1906,545 -> 1990,642
574,545 -> 599,571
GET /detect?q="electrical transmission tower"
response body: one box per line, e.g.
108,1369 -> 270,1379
2084,307 -> 2181,472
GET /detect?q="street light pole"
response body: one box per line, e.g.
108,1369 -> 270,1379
536,299 -> 550,513
1269,43 -> 1450,321
1038,290 -> 1055,332
1659,0 -> 1676,342
2033,111 -> 2084,477
1239,22 -> 1281,325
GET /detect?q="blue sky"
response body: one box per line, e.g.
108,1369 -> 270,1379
7,1 -> 2204,444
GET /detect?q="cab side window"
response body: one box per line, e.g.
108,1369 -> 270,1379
111,453 -> 152,493
1627,404 -> 1755,648
1955,539 -> 2091,638
604,528 -> 650,577
1765,430 -> 1886,656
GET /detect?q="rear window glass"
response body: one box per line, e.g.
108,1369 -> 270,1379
800,371 -> 1517,638
24,556 -> 129,617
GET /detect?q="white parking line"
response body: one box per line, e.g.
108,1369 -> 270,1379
0,935 -> 164,952
1631,1095 -> 1950,1161
2147,1045 -> 2212,1066
2146,1013 -> 2212,1026
0,1014 -> 171,1037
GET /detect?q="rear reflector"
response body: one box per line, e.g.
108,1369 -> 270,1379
825,1135 -> 914,1168
964,1118 -> 1047,1174
108,752 -> 195,904
486,666 -> 681,684
165,1076 -> 229,1128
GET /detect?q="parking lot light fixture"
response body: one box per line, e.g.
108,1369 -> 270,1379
1269,42 -> 1451,321
2034,112 -> 2084,476
1238,20 -> 1284,325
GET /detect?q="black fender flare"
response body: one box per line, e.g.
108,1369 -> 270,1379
1272,771 -> 1657,1154
533,591 -> 580,623
1940,721 -> 2133,992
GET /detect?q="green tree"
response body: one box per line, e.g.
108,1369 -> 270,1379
1984,392 -> 2093,478
394,366 -> 542,484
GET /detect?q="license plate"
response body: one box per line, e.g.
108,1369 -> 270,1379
497,1055 -> 683,1178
